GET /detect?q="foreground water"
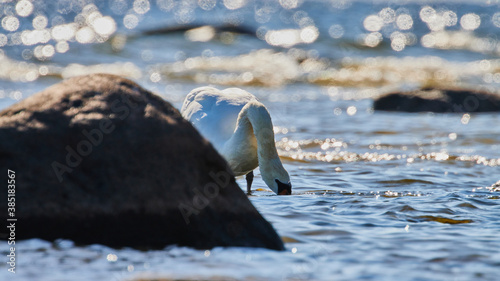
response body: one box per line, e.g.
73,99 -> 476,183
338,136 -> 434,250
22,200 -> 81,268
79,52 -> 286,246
1,0 -> 500,280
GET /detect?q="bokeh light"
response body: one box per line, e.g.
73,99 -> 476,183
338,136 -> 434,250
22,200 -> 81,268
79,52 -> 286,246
266,29 -> 301,47
328,24 -> 344,39
300,26 -> 319,44
1,4 -> 500,280
124,14 -> 139,29
363,15 -> 384,32
33,15 -> 49,30
185,26 -> 215,42
396,14 -> 413,30
493,12 -> 500,28
279,0 -> 299,10
198,0 -> 216,11
379,8 -> 396,23
442,11 -> 458,26
390,32 -> 407,51
420,6 -> 436,23
265,26 -> 318,48
0,0 -> 497,89
157,0 -> 175,11
460,13 -> 481,31
224,0 -> 247,10
106,254 -> 118,262
364,32 -> 382,47
92,16 -> 117,36
346,106 -> 357,116
2,16 -> 20,32
133,0 -> 150,14
51,24 -> 76,42
0,34 -> 7,47
21,29 -> 51,46
75,26 -> 95,44
56,41 -> 69,53
16,0 -> 34,17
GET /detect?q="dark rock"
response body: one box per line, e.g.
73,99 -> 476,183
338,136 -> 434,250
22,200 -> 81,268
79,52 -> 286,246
0,74 -> 284,250
374,87 -> 500,113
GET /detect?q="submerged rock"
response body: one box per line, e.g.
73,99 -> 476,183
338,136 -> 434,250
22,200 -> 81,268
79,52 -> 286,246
374,87 -> 500,113
0,74 -> 284,250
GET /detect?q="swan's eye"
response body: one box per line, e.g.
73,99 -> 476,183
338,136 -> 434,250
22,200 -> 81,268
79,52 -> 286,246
275,179 -> 291,195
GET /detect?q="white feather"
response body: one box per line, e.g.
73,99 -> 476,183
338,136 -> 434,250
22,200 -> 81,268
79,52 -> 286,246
181,86 -> 290,194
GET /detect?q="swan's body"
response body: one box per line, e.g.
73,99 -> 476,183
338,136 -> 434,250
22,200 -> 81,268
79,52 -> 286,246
181,87 -> 291,195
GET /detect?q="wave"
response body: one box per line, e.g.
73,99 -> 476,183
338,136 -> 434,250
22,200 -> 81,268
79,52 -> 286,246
276,137 -> 500,167
5,49 -> 500,90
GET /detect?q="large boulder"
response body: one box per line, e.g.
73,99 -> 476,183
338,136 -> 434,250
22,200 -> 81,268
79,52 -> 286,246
0,74 -> 284,250
374,87 -> 500,113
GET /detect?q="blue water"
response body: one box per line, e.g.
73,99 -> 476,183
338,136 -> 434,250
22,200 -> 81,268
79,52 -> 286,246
1,0 -> 500,280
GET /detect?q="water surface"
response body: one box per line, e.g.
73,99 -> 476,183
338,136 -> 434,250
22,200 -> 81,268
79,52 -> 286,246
1,0 -> 500,280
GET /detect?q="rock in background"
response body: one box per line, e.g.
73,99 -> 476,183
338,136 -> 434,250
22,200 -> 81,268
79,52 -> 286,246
374,87 -> 500,113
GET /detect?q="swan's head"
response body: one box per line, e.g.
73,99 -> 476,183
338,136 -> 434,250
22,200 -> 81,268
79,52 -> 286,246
275,179 -> 292,195
261,158 -> 291,195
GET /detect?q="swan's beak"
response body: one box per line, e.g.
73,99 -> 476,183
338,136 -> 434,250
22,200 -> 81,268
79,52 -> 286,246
275,179 -> 292,195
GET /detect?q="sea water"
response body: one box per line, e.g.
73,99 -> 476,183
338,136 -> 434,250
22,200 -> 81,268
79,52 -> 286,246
1,1 -> 499,280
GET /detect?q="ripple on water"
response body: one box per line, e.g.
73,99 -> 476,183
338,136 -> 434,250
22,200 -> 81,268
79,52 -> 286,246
413,215 -> 474,224
377,178 -> 434,185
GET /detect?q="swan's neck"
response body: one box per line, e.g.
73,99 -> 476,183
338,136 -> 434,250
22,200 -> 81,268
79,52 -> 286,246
241,102 -> 279,163
236,102 -> 285,189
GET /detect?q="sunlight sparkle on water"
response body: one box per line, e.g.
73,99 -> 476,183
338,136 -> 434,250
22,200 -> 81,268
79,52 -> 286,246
185,26 -> 216,42
379,8 -> 396,24
461,114 -> 470,125
21,29 -> 51,46
346,106 -> 357,116
124,14 -> 139,29
75,26 -> 95,44
328,24 -> 344,39
280,0 -> 299,10
133,0 -> 151,14
390,32 -> 407,51
442,11 -> 458,27
198,0 -> 217,11
16,0 -> 34,17
364,32 -> 382,47
106,254 -> 118,262
396,14 -> 413,30
363,15 -> 384,32
493,12 -> 500,28
420,6 -> 437,23
2,16 -> 20,32
224,0 -> 247,10
52,24 -> 77,42
92,16 -> 117,36
1,2 -> 500,280
265,27 -> 319,48
33,15 -> 48,30
461,13 -> 481,31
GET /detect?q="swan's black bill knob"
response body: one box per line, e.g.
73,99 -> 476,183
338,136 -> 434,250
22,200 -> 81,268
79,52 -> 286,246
276,179 -> 291,195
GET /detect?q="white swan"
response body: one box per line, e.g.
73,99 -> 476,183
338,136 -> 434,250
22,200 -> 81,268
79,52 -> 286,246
181,86 -> 291,195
